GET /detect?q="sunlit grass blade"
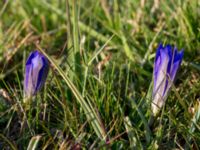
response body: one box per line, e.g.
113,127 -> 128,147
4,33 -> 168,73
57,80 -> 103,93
124,117 -> 138,149
72,0 -> 82,81
27,135 -> 42,150
88,35 -> 114,66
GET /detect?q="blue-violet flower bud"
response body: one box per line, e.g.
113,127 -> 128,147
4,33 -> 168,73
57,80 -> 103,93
152,44 -> 184,115
24,50 -> 49,98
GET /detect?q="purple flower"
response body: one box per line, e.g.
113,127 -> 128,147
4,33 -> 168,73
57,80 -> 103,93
152,44 -> 184,115
24,50 -> 49,98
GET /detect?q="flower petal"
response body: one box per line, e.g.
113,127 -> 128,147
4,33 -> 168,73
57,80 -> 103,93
36,57 -> 49,91
24,50 -> 49,98
151,43 -> 183,115
170,49 -> 184,81
153,44 -> 171,97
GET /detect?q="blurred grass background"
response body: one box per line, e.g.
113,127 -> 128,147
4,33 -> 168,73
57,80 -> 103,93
0,0 -> 200,149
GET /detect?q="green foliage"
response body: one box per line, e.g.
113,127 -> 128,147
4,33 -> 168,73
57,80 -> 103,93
0,0 -> 199,149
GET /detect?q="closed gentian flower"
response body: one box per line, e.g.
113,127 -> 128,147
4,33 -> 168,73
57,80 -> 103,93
24,50 -> 49,98
152,44 -> 184,115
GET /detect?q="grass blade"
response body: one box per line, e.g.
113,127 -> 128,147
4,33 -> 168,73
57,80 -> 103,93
27,135 -> 42,150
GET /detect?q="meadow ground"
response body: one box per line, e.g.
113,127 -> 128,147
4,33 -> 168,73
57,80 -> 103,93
0,0 -> 200,149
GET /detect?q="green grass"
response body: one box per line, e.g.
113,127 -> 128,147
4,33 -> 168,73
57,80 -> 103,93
0,0 -> 200,149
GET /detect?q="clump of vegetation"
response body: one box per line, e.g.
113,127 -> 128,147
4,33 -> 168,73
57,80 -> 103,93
0,0 -> 199,149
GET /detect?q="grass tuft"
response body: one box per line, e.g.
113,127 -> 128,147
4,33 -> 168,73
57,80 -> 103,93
0,0 -> 199,149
